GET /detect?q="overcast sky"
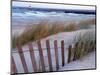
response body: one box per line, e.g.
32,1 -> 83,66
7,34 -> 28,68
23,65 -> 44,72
12,1 -> 95,10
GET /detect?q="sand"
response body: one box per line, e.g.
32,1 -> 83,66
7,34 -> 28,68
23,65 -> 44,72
12,29 -> 95,73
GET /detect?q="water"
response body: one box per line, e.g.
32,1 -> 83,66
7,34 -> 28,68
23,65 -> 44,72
12,7 -> 96,26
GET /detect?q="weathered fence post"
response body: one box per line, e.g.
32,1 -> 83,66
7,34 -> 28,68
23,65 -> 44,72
80,42 -> 84,58
84,41 -> 90,54
73,42 -> 78,61
46,40 -> 53,72
88,41 -> 92,52
54,40 -> 59,70
16,43 -> 28,73
89,41 -> 95,52
94,40 -> 96,50
11,55 -> 18,74
77,42 -> 83,59
28,42 -> 38,72
37,41 -> 45,72
61,40 -> 65,66
67,45 -> 72,63
93,40 -> 96,51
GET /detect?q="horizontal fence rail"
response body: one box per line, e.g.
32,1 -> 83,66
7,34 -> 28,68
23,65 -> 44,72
11,40 -> 96,74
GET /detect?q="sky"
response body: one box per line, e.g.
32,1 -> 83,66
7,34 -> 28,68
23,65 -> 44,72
12,1 -> 95,10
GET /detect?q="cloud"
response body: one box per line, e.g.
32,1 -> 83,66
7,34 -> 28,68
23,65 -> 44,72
12,1 -> 95,10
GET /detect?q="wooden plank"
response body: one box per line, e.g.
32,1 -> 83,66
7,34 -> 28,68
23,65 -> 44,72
94,40 -> 96,50
80,42 -> 84,58
11,55 -> 18,74
67,45 -> 72,63
46,40 -> 53,71
77,42 -> 83,59
28,42 -> 38,72
16,43 -> 28,73
37,41 -> 45,72
88,40 -> 96,52
88,41 -> 93,52
89,41 -> 95,52
84,41 -> 89,55
54,40 -> 59,70
93,40 -> 96,51
61,40 -> 65,66
73,42 -> 78,61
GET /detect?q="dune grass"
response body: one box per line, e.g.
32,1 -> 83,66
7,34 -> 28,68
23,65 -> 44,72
79,18 -> 95,26
73,30 -> 95,59
78,18 -> 96,29
12,21 -> 78,48
12,18 -> 95,48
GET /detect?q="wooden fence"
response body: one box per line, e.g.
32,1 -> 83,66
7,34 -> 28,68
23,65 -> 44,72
11,40 -> 95,74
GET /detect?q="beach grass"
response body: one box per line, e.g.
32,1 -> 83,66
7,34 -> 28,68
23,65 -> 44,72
73,30 -> 95,59
12,18 -> 95,48
78,18 -> 96,29
12,21 -> 78,48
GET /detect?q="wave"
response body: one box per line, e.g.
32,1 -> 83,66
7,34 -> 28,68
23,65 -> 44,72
12,10 -> 95,24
